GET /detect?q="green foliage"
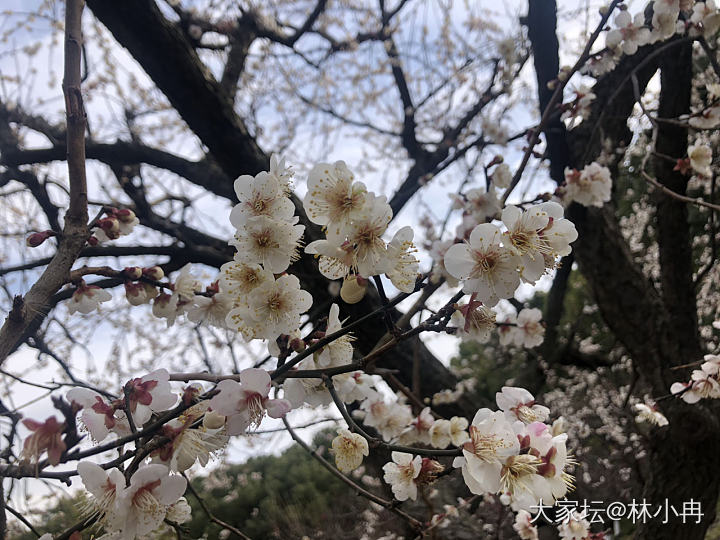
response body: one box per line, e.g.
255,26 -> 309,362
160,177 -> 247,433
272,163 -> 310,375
184,430 -> 368,539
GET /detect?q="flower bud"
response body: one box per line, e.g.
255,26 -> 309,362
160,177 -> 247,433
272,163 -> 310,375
289,337 -> 306,352
143,266 -> 165,281
125,281 -> 150,306
98,217 -> 120,239
203,410 -> 226,430
124,267 -> 143,280
115,208 -> 136,223
141,282 -> 159,300
340,275 -> 367,304
26,230 -> 54,247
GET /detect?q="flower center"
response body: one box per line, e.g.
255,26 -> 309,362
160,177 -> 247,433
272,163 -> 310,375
500,454 -> 541,495
472,249 -> 499,275
133,480 -> 163,517
515,405 -> 540,424
463,425 -> 511,461
245,393 -> 266,427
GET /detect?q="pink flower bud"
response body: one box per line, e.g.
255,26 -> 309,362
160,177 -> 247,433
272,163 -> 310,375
115,208 -> 137,223
124,267 -> 143,280
98,217 -> 121,239
289,337 -> 306,352
26,230 -> 54,247
143,266 -> 164,281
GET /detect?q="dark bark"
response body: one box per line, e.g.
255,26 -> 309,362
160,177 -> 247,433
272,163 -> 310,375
86,0 -> 267,179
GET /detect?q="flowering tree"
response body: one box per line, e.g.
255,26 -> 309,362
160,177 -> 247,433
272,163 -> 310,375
0,0 -> 719,539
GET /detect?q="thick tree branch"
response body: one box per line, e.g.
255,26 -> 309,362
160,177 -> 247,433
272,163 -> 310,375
0,0 -> 90,366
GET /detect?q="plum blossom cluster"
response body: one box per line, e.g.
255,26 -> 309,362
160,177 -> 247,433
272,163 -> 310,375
224,156 -> 312,347
450,298 -> 546,348
671,354 -> 720,402
517,509 -> 600,540
606,2 -> 719,57
443,201 -> 577,306
562,163 -> 612,208
453,387 -> 574,512
78,462 -> 188,538
47,151 -> 585,537
584,1 -> 718,80
90,207 -> 139,244
13,368 -> 229,538
303,160 -> 420,298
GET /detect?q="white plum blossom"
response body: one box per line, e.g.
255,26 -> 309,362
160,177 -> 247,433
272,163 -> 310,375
429,416 -> 470,449
67,282 -> 112,314
231,215 -> 304,274
652,9 -> 680,40
397,407 -> 434,445
634,403 -> 669,426
385,226 -> 419,293
689,105 -> 720,129
496,387 -> 550,424
502,204 -> 554,284
209,368 -> 291,435
152,292 -> 180,326
383,452 -> 422,501
653,0 -> 680,14
444,223 -> 521,306
691,0 -> 720,37
335,371 -> 376,403
465,187 -> 502,222
688,141 -> 713,177
66,387 -> 130,442
453,409 -> 519,495
429,238 -> 460,287
282,357 -> 334,408
305,236 -> 354,279
227,274 -> 312,340
314,303 -> 354,368
166,497 -> 192,524
451,298 -> 497,343
491,163 -> 512,189
117,464 -> 187,539
331,428 -> 369,473
514,308 -> 545,348
125,369 -> 177,426
606,11 -> 651,55
229,171 -> 295,228
220,259 -> 273,298
564,85 -> 596,121
563,163 -> 612,207
303,161 -> 368,231
77,462 -> 126,530
186,291 -> 233,328
358,394 -> 413,441
328,193 -> 393,277
557,511 -> 591,540
536,201 -> 578,259
671,355 -> 720,402
269,153 -> 294,189
513,509 -> 539,540
152,404 -> 228,472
